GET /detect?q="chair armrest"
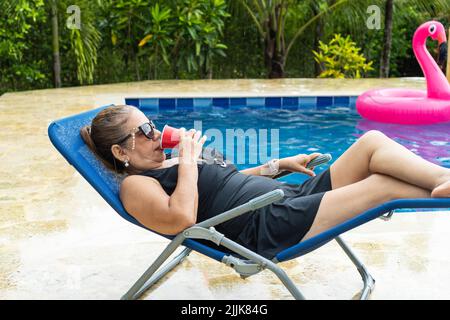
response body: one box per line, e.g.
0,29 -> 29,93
196,189 -> 285,228
271,170 -> 293,179
272,153 -> 332,179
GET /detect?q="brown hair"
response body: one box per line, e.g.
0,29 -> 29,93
80,104 -> 135,174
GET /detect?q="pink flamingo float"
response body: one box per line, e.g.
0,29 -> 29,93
357,21 -> 450,125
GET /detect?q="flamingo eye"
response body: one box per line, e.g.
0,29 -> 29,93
429,24 -> 436,34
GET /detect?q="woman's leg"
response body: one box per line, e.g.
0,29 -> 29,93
329,130 -> 450,197
301,173 -> 430,241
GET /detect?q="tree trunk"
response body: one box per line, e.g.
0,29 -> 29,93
171,40 -> 180,79
312,4 -> 323,77
380,0 -> 394,78
203,56 -> 213,79
51,0 -> 61,88
265,4 -> 285,78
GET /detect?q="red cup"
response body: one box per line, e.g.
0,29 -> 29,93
160,125 -> 182,149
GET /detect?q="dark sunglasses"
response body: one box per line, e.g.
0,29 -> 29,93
116,120 -> 156,145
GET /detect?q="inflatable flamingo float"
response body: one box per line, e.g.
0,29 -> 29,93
357,21 -> 450,125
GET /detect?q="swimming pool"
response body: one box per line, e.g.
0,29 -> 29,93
126,96 -> 450,183
126,96 -> 450,185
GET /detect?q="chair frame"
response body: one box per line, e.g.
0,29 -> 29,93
48,105 -> 449,300
121,186 -> 382,300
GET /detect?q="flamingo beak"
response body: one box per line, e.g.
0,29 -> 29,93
437,32 -> 447,46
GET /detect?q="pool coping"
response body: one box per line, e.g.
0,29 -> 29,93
0,77 -> 428,102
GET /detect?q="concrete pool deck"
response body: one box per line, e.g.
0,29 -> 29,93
1,78 -> 450,300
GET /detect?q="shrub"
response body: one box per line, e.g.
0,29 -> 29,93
312,34 -> 373,78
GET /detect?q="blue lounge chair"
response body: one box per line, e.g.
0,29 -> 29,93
48,105 -> 450,300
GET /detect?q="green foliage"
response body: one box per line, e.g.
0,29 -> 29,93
67,0 -> 102,85
174,0 -> 230,78
138,3 -> 174,78
136,0 -> 230,79
0,0 -> 47,93
97,0 -> 229,80
1,0 -> 450,94
313,34 -> 374,78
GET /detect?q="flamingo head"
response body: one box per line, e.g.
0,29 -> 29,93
415,21 -> 447,46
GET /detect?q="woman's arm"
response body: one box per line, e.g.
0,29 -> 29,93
240,153 -> 320,177
120,129 -> 206,235
239,162 -> 275,177
168,160 -> 199,227
120,170 -> 198,235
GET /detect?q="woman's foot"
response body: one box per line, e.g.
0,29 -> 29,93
431,179 -> 450,198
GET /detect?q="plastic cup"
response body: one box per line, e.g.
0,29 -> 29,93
160,125 -> 181,149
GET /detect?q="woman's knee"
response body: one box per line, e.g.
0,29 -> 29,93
357,131 -> 391,166
359,130 -> 389,147
350,130 -> 386,155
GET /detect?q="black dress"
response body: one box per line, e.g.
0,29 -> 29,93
138,152 -> 332,259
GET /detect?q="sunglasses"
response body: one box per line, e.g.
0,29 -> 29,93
116,120 -> 156,145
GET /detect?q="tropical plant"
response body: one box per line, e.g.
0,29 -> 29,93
139,0 -> 229,79
312,34 -> 374,78
0,0 -> 47,93
236,0 -> 450,79
138,3 -> 174,79
176,0 -> 229,79
1,0 -> 450,94
237,0 -> 351,78
108,0 -> 151,80
66,1 -> 102,85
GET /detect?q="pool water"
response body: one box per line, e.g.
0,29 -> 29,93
149,106 -> 450,185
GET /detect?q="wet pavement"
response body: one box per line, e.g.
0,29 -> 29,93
1,78 -> 449,300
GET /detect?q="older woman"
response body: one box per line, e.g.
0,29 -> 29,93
81,105 -> 450,259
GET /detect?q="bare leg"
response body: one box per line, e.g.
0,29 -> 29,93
432,181 -> 450,197
329,130 -> 450,197
301,173 -> 430,241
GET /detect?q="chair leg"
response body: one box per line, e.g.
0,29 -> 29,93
121,235 -> 187,300
218,237 -> 306,300
335,236 -> 375,300
263,263 -> 306,300
132,248 -> 192,300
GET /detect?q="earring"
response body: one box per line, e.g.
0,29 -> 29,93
131,132 -> 136,150
124,159 -> 129,167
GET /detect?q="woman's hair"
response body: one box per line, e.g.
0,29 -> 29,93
80,104 -> 134,174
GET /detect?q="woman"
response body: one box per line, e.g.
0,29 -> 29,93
81,104 -> 450,259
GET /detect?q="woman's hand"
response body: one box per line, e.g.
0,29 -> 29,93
178,128 -> 207,165
278,153 -> 321,177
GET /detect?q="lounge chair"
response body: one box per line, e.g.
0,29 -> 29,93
48,105 -> 450,300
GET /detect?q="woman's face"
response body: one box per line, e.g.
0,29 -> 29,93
114,108 -> 166,172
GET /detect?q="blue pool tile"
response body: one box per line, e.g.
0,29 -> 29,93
125,98 -> 140,108
212,98 -> 229,108
349,96 -> 358,108
193,98 -> 212,109
333,96 -> 350,107
230,98 -> 247,107
299,96 -> 317,109
177,98 -> 194,110
282,97 -> 299,110
246,97 -> 265,108
159,98 -> 176,110
266,97 -> 282,108
139,98 -> 159,113
317,96 -> 334,109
